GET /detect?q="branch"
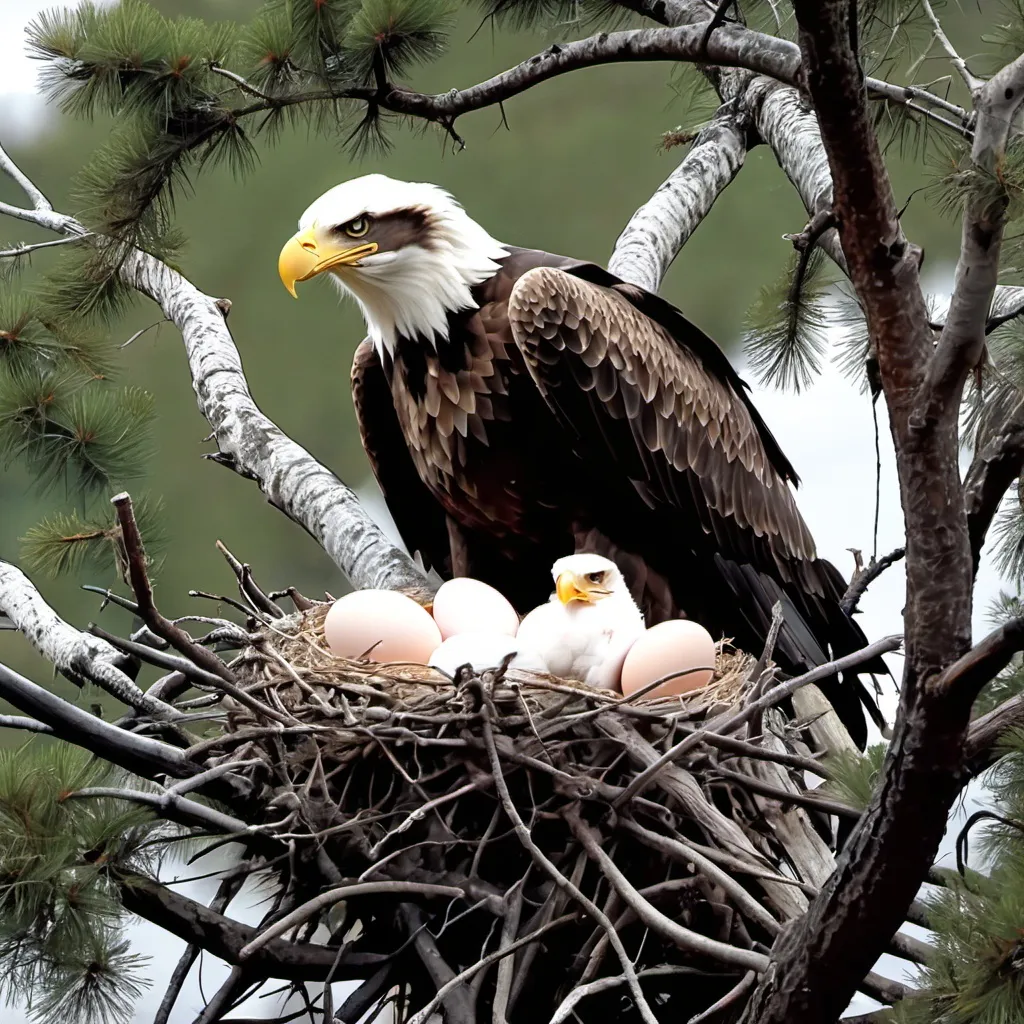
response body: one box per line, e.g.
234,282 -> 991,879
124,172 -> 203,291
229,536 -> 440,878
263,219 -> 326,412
111,492 -> 291,726
840,547 -> 906,616
608,101 -> 749,290
238,882 -> 473,960
0,560 -> 175,717
966,688 -> 1024,773
0,659 -> 194,780
566,807 -> 768,971
927,53 -> 1024,407
0,140 -> 53,212
0,154 -> 430,600
360,24 -> 800,124
964,407 -> 1024,572
935,616 -> 1024,704
64,786 -> 268,844
921,0 -> 982,91
117,874 -> 388,982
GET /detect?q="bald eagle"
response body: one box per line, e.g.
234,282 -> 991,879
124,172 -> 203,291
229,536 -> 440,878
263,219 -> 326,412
279,175 -> 884,744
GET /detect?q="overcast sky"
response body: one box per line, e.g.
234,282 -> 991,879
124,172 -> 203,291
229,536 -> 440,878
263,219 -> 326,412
0,2 -> 1011,1021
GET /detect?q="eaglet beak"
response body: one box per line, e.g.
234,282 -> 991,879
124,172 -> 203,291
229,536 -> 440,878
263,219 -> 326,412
556,572 -> 610,605
278,227 -> 379,298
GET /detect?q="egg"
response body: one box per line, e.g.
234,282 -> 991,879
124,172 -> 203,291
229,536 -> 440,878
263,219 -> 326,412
323,590 -> 442,664
620,619 -> 717,699
430,577 -> 520,640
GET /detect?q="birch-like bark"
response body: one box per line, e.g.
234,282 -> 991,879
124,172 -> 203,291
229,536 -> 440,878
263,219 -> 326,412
929,55 -> 1024,399
118,252 -> 431,597
0,560 -> 174,717
608,104 -> 749,291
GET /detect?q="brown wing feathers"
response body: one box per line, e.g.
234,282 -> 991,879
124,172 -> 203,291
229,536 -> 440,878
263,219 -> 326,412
507,265 -> 884,744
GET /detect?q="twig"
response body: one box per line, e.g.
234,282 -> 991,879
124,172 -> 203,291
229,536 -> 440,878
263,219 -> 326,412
238,882 -> 472,959
840,547 -> 906,616
112,492 -> 291,725
698,731 -> 834,779
404,912 -> 578,1024
216,540 -> 286,619
920,0 -> 981,90
566,807 -> 768,971
549,966 -> 706,1024
619,818 -> 781,935
0,235 -> 88,259
88,623 -> 228,689
711,765 -> 860,818
685,970 -> 756,1023
614,635 -> 902,806
480,704 -> 661,1024
699,0 -> 736,53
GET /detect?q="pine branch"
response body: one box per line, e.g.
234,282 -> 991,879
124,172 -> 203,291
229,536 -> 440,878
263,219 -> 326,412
115,874 -> 390,982
0,559 -> 174,717
0,658 -> 193,781
743,247 -> 831,393
608,100 -> 749,291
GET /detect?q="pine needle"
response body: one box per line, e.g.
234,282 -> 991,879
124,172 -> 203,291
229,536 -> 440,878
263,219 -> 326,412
743,247 -> 831,393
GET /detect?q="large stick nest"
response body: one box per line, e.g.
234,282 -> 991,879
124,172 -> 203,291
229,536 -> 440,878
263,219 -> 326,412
188,603 -> 846,1024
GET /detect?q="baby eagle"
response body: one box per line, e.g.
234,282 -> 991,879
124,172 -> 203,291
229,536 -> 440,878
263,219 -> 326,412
515,554 -> 645,690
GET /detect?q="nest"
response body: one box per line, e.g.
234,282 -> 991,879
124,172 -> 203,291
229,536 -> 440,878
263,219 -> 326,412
197,604 -> 842,1023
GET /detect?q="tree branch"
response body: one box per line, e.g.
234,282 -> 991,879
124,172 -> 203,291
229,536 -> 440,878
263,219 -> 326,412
927,54 -> 1024,408
0,154 -> 430,600
964,406 -> 1024,572
116,874 -> 388,982
840,547 -> 906,616
0,659 -> 195,780
0,559 -> 176,717
921,0 -> 982,91
608,101 -> 749,290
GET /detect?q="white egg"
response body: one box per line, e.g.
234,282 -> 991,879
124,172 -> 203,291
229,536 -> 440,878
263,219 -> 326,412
431,578 -> 520,640
620,619 -> 717,699
323,590 -> 442,664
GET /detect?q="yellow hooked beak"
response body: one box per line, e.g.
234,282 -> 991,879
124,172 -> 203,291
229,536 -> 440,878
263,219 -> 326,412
278,226 -> 379,298
556,572 -> 610,605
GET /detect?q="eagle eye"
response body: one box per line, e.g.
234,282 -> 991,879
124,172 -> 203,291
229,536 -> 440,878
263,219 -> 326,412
587,571 -> 605,584
342,216 -> 370,239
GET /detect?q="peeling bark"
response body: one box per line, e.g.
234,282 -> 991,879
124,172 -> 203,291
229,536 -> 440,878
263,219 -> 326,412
609,103 -> 749,291
0,560 -> 173,716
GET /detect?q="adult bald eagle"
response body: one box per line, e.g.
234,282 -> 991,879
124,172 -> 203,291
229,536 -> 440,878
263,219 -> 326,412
279,175 -> 884,744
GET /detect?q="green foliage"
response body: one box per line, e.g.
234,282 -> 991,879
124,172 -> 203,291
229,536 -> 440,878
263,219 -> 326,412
20,495 -> 165,580
893,730 -> 1024,1024
0,257 -> 157,578
0,746 -> 164,1024
981,1 -> 1024,72
345,0 -> 456,84
821,743 -> 888,812
742,247 -> 831,393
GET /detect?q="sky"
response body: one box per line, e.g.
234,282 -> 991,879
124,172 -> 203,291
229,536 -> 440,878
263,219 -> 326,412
0,2 -> 1012,1022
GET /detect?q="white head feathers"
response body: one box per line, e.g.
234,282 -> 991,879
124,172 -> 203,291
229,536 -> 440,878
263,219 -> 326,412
296,174 -> 509,356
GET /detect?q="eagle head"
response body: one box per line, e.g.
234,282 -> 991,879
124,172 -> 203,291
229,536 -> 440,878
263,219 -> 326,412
278,174 -> 508,354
